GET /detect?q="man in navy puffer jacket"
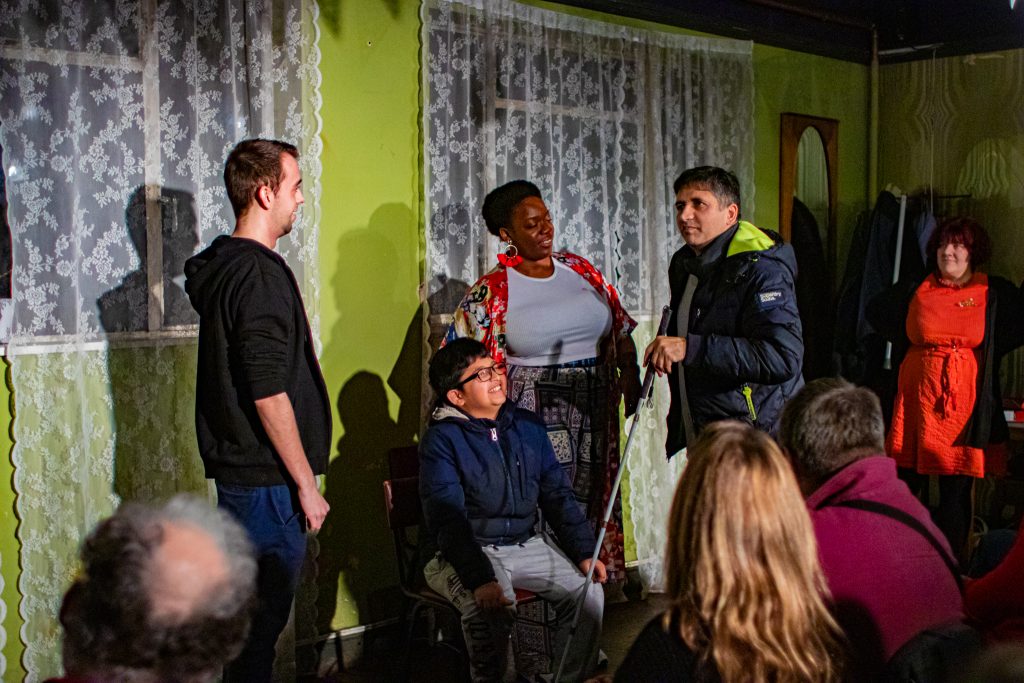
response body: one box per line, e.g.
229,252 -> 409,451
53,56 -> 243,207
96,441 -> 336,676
420,338 -> 605,682
645,166 -> 804,457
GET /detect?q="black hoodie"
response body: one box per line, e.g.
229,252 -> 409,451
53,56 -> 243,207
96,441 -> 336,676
184,235 -> 331,485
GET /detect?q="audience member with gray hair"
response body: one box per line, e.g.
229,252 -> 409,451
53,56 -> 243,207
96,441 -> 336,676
47,495 -> 257,683
780,378 -> 964,680
780,377 -> 888,491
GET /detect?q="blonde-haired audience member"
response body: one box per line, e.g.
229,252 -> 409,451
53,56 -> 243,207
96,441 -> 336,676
613,421 -> 844,682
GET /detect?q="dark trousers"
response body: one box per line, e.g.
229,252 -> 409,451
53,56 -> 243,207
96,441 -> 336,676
217,482 -> 308,683
898,468 -> 974,561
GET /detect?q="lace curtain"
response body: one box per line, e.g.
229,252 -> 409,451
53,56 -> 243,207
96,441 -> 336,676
422,0 -> 754,591
0,1 -> 323,678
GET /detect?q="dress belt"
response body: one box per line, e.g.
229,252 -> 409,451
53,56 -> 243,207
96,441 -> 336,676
937,342 -> 966,419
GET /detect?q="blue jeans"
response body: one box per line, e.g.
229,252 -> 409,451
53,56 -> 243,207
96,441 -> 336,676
217,482 -> 308,683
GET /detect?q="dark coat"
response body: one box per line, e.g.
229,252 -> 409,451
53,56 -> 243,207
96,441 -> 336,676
419,403 -> 596,591
790,196 -> 833,381
666,221 -> 804,456
867,273 -> 1024,447
834,191 -> 931,387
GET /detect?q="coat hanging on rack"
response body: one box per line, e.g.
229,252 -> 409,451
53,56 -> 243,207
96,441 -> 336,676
834,191 -> 934,418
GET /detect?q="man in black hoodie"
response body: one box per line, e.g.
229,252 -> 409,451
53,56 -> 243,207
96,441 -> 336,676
184,139 -> 331,682
644,166 -> 804,457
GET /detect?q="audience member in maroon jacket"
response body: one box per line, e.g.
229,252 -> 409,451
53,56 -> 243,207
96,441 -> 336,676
966,519 -> 1024,642
780,378 -> 964,679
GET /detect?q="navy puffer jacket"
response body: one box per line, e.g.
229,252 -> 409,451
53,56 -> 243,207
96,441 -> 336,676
419,402 -> 596,591
666,221 -> 804,456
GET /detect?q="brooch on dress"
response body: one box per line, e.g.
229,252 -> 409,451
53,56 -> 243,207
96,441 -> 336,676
957,297 -> 977,308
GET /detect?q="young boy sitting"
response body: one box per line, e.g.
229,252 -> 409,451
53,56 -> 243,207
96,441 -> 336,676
420,338 -> 606,682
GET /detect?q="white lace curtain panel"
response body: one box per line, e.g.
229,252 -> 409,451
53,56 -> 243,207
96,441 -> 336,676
0,1 -> 323,678
422,0 -> 755,591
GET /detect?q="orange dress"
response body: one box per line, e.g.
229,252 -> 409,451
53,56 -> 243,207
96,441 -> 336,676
888,272 -> 989,477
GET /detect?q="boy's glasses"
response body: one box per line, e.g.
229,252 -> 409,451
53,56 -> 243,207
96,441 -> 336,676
455,361 -> 507,387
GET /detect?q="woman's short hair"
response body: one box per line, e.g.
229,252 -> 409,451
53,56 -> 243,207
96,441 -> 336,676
481,180 -> 542,236
926,216 -> 992,269
429,338 -> 490,403
665,421 -> 843,683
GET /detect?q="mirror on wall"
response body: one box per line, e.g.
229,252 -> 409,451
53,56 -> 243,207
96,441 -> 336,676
779,113 -> 838,381
796,128 -> 829,242
779,113 -> 838,279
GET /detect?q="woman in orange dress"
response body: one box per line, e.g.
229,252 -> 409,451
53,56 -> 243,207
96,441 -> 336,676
872,218 -> 1024,559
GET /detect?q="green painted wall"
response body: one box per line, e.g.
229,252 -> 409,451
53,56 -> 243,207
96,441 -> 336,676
314,0 -> 869,630
752,45 -> 870,278
315,0 -> 424,630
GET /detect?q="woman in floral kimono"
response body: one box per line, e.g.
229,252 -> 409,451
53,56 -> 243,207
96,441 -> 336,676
445,180 -> 641,588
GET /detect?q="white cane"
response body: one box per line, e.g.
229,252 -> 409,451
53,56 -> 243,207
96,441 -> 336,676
882,194 -> 908,370
553,305 -> 672,682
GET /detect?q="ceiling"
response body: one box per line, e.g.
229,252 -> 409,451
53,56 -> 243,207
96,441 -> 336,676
560,0 -> 1024,63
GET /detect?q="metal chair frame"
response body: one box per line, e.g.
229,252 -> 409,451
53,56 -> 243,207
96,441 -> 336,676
383,472 -> 468,682
384,445 -> 555,681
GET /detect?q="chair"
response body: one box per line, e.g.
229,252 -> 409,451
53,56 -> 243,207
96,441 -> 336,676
384,446 -> 554,681
388,444 -> 420,480
383,466 -> 468,681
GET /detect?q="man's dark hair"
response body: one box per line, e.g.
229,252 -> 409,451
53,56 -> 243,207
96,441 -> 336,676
59,496 -> 257,683
673,166 -> 742,214
779,378 -> 885,487
481,180 -> 543,237
429,338 -> 489,403
223,138 -> 299,219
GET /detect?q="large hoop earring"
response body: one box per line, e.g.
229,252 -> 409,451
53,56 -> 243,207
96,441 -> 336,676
497,239 -> 523,268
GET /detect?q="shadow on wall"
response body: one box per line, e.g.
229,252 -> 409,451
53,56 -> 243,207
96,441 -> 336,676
389,204 -> 475,437
313,200 -> 478,637
315,202 -> 422,634
101,186 -> 205,502
319,0 -> 403,37
317,371 -> 405,632
388,300 -> 427,443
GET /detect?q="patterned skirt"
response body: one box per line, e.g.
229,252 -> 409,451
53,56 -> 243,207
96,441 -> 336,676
506,360 -> 626,584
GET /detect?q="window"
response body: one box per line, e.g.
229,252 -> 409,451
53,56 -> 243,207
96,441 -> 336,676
0,4 -> 323,678
423,0 -> 755,325
0,0 -> 320,345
